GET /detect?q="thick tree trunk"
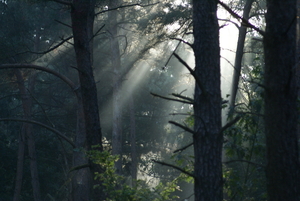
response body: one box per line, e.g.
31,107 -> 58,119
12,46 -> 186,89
230,0 -> 254,106
192,0 -> 222,201
72,91 -> 90,201
264,0 -> 300,200
71,0 -> 104,200
108,0 -> 123,175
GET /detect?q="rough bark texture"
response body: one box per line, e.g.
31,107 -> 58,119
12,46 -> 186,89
192,0 -> 222,201
71,0 -> 104,200
264,0 -> 300,200
72,91 -> 90,201
109,0 -> 123,175
230,0 -> 254,106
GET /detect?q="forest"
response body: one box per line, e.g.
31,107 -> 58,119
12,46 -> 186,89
0,0 -> 299,200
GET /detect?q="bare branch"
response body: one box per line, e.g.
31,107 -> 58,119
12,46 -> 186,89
150,92 -> 193,104
69,164 -> 90,172
55,19 -> 72,28
171,93 -> 194,103
218,0 -> 264,35
95,2 -> 160,16
152,159 -> 194,178
93,24 -> 106,38
223,159 -> 265,168
169,37 -> 193,49
173,53 -> 206,95
173,142 -> 193,153
0,118 -> 75,148
169,121 -> 195,134
0,64 -> 77,91
17,36 -> 73,55
221,116 -> 241,133
51,0 -> 72,6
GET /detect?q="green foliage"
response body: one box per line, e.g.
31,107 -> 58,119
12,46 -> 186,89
87,147 -> 181,201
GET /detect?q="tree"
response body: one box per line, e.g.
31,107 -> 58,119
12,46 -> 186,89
263,0 -> 300,200
230,0 -> 255,107
192,0 -> 222,200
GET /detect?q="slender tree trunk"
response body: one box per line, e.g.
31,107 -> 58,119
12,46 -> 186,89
13,118 -> 26,201
129,97 -> 137,187
192,0 -> 222,200
71,0 -> 104,199
230,0 -> 254,107
14,70 -> 41,201
263,0 -> 300,200
108,0 -> 123,175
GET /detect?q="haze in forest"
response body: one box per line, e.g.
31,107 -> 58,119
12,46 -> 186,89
1,0 -> 298,201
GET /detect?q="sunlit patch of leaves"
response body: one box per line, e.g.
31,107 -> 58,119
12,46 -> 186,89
88,147 -> 181,201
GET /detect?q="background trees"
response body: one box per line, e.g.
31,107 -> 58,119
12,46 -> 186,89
0,0 -> 299,200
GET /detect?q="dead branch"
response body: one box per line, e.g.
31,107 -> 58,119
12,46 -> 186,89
0,64 -> 77,91
0,118 -> 75,148
169,37 -> 193,49
171,93 -> 194,103
173,142 -> 193,153
173,53 -> 206,95
221,116 -> 241,133
95,2 -> 160,16
150,92 -> 193,104
223,159 -> 265,168
51,0 -> 72,6
169,121 -> 195,134
218,0 -> 264,35
152,159 -> 194,178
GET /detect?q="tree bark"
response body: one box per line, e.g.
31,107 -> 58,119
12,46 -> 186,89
264,0 -> 300,200
108,0 -> 123,176
192,0 -> 222,201
71,0 -> 104,199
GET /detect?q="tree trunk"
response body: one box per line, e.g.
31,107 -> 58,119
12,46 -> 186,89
71,0 -> 104,199
192,0 -> 222,201
129,97 -> 137,187
108,0 -> 123,175
230,0 -> 254,107
72,91 -> 90,201
13,115 -> 26,201
263,0 -> 300,200
14,70 -> 41,201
